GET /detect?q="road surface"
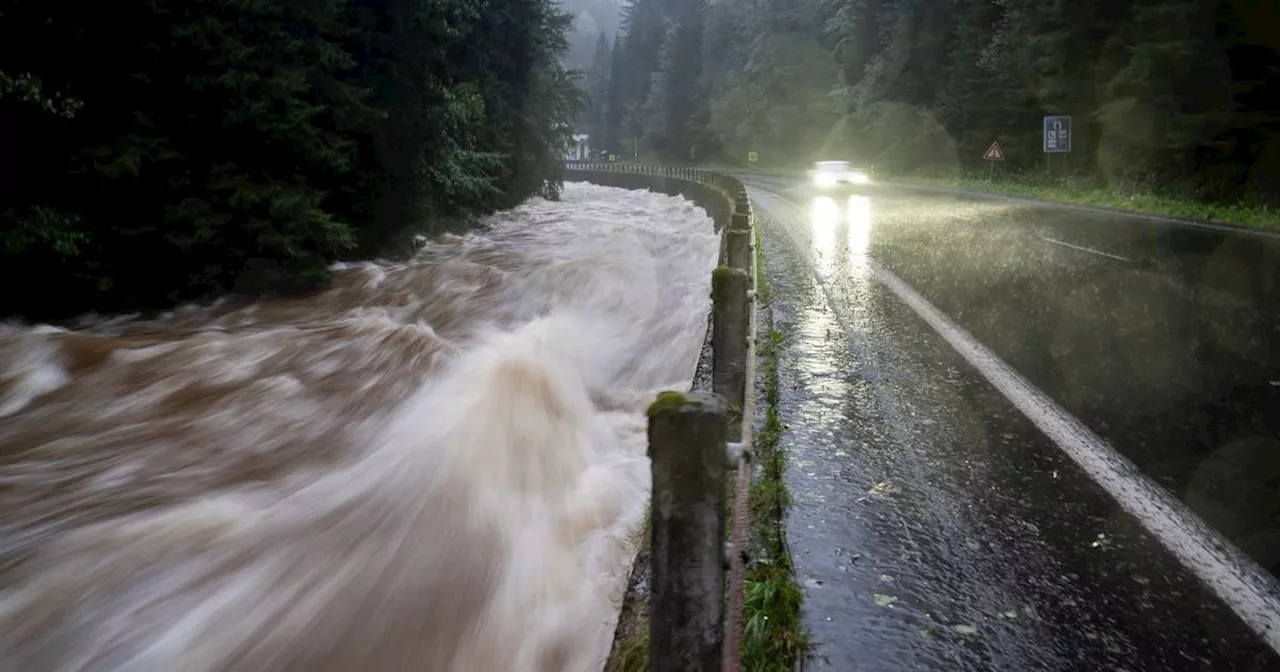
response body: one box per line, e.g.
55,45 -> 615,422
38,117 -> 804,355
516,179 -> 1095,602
740,173 -> 1280,671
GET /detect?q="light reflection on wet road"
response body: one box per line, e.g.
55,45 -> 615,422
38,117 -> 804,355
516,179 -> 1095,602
747,178 -> 1280,671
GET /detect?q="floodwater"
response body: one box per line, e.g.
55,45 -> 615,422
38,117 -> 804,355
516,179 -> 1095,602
0,183 -> 719,672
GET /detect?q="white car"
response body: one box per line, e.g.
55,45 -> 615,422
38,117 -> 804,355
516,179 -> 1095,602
807,160 -> 870,191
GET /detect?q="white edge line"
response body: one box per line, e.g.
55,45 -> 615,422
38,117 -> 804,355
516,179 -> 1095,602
1041,237 -> 1134,263
749,182 -> 1280,654
869,259 -> 1280,655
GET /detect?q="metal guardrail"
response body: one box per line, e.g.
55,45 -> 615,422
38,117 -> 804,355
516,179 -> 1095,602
564,161 -> 758,672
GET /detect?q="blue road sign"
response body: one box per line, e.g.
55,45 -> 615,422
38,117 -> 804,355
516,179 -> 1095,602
1043,115 -> 1072,153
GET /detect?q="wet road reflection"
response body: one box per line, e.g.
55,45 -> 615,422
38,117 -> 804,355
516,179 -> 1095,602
809,195 -> 872,275
749,184 -> 1280,671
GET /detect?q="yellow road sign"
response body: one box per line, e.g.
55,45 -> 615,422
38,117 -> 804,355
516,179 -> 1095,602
748,152 -> 758,163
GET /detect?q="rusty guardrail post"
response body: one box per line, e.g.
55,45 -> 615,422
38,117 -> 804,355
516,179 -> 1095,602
648,391 -> 728,672
712,267 -> 749,433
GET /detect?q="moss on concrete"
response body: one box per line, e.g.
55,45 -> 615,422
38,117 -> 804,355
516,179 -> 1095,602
710,265 -> 739,296
604,617 -> 650,672
646,390 -> 700,418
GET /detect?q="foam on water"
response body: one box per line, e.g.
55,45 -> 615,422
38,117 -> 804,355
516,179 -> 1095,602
0,182 -> 719,671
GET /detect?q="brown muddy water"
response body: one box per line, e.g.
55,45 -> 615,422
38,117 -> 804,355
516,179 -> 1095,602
0,183 -> 718,672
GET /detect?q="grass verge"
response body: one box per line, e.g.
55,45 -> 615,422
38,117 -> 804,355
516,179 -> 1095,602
740,221 -> 809,670
603,505 -> 651,672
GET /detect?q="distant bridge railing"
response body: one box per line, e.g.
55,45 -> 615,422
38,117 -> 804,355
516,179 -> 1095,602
564,160 -> 757,672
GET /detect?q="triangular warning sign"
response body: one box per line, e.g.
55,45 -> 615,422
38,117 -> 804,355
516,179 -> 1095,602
983,141 -> 1005,161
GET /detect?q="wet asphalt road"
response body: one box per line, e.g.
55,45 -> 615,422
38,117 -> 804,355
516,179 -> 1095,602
740,174 -> 1280,671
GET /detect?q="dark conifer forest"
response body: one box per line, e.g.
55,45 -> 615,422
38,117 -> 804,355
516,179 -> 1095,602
0,0 -> 581,319
583,0 -> 1278,212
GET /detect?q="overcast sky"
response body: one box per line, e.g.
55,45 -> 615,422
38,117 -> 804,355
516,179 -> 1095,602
561,0 -> 622,68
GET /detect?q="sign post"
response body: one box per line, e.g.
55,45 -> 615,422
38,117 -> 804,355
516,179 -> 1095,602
983,140 -> 1005,177
1043,115 -> 1072,174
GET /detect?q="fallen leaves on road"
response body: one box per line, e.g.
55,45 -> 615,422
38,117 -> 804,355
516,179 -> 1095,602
869,480 -> 898,496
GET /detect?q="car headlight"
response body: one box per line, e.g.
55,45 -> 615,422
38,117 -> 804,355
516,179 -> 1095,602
850,172 -> 869,184
813,173 -> 836,187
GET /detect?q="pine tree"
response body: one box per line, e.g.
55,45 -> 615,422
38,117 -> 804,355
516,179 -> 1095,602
641,22 -> 677,153
1096,0 -> 1232,188
603,36 -> 628,154
0,0 -> 589,319
586,32 -> 613,152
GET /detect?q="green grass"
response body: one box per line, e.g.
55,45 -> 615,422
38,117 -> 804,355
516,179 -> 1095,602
605,612 -> 650,672
604,505 -> 652,672
739,224 -> 809,671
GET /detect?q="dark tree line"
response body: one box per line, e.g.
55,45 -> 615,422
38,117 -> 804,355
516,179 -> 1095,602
0,0 -> 580,320
586,0 -> 1279,204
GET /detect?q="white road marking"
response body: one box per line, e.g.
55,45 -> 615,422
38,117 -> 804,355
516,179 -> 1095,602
1041,237 -> 1134,262
749,186 -> 1280,657
872,260 -> 1280,657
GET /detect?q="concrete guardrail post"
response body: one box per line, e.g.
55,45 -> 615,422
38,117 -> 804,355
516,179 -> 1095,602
711,267 -> 750,429
726,229 -> 751,272
648,391 -> 728,672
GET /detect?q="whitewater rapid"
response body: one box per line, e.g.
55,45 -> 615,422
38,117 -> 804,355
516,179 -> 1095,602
0,182 -> 720,671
